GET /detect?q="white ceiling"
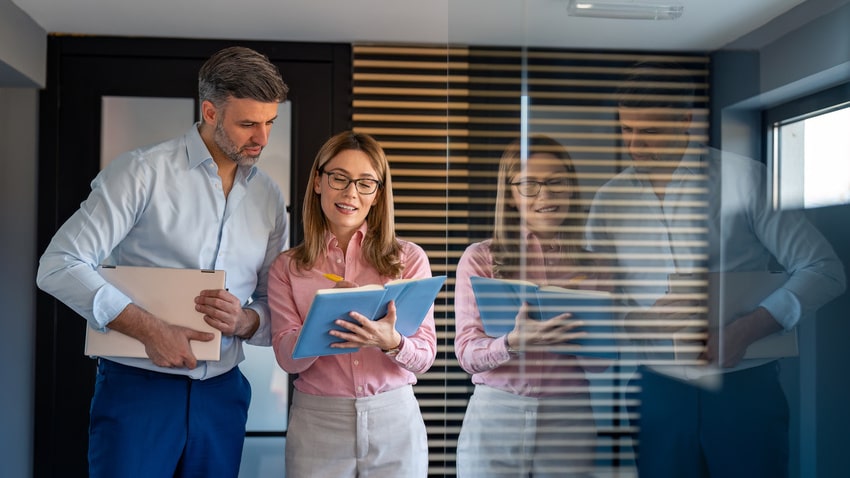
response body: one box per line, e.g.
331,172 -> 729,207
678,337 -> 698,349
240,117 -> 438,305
10,0 -> 824,51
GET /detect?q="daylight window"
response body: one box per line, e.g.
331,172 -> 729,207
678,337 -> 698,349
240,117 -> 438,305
772,102 -> 850,210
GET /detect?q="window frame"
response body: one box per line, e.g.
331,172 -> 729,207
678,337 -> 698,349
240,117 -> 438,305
763,82 -> 850,209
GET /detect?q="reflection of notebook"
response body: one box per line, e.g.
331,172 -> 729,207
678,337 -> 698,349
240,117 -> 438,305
85,265 -> 226,360
470,276 -> 617,359
670,270 -> 796,360
711,270 -> 796,359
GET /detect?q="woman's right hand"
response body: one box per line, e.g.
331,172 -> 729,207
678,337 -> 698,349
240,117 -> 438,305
505,302 -> 587,351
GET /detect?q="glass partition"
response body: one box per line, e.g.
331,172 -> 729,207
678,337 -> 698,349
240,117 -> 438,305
444,1 -> 812,476
436,46 -> 668,476
99,2 -> 850,476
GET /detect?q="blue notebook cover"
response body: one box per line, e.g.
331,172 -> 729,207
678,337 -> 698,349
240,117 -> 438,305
469,275 -> 618,359
292,275 -> 446,359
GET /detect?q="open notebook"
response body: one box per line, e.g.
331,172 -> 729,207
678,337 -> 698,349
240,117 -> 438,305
292,275 -> 446,359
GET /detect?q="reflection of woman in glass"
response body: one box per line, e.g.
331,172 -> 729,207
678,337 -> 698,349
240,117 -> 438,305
269,131 -> 436,477
454,135 -> 608,477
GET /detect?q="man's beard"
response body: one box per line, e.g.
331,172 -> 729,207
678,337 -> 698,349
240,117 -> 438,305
214,120 -> 263,167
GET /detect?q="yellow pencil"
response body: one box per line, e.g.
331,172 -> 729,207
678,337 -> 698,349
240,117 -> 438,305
323,273 -> 344,282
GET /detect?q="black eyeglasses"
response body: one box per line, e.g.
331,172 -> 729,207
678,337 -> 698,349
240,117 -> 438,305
319,169 -> 382,195
510,177 -> 572,197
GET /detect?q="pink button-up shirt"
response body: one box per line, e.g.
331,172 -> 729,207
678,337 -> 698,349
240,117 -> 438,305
270,226 -> 437,398
454,234 -> 608,397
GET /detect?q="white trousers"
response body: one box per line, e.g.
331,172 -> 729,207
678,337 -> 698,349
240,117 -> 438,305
456,385 -> 598,478
286,385 -> 429,477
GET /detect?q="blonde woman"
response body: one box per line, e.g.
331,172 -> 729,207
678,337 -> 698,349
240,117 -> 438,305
269,131 -> 436,477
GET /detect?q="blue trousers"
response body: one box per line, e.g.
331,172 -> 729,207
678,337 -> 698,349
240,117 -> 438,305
634,363 -> 789,478
88,359 -> 251,478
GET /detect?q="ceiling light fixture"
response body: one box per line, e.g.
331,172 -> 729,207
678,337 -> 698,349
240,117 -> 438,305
567,0 -> 684,20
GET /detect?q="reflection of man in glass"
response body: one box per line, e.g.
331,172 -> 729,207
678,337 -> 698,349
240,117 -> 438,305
585,62 -> 846,478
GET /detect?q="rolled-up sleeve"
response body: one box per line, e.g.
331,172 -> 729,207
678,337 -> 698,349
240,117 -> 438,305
37,153 -> 150,329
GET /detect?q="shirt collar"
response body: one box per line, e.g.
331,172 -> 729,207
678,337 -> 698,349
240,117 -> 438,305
672,141 -> 707,178
324,223 -> 369,250
186,123 -> 211,170
520,227 -> 553,253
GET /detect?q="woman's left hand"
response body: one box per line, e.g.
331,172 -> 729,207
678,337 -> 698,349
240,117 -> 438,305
329,300 -> 402,351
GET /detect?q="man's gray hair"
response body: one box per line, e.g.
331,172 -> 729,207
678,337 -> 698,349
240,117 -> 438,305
198,46 -> 289,107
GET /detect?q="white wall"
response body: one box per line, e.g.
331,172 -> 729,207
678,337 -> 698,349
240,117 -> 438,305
0,3 -> 44,477
716,3 -> 850,477
0,86 -> 38,478
0,0 -> 46,87
759,1 -> 850,97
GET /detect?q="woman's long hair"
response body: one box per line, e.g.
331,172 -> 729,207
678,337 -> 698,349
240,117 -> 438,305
491,135 -> 584,278
288,131 -> 403,278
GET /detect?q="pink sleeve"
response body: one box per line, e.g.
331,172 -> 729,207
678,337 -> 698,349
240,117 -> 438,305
269,254 -> 319,374
453,242 -> 513,374
391,242 -> 438,374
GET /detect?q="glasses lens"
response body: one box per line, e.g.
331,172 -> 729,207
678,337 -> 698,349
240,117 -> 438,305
513,182 -> 540,197
328,173 -> 350,190
355,181 -> 378,194
546,178 -> 571,193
